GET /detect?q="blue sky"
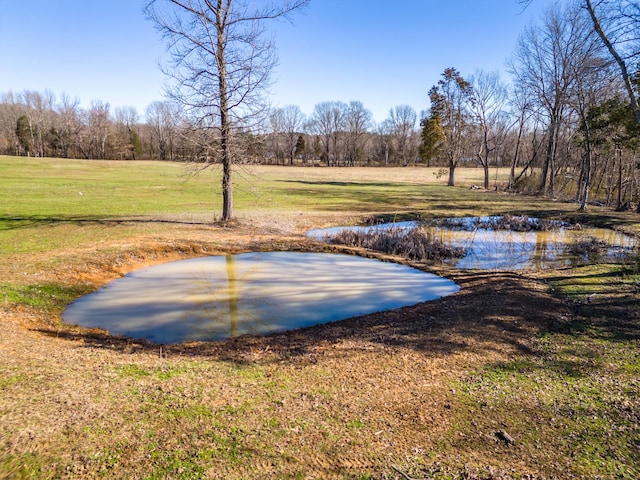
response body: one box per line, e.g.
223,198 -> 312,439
0,0 -> 555,124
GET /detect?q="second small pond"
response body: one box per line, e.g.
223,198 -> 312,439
308,216 -> 637,270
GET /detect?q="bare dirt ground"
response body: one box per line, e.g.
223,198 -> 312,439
0,214 -> 601,479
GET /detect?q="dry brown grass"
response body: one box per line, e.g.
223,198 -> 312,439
0,217 -> 570,479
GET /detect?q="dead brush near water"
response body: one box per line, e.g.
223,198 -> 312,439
479,214 -> 559,231
426,214 -> 560,232
569,236 -> 639,266
569,236 -> 607,256
329,226 -> 465,262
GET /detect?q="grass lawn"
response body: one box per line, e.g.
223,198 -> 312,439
1,156 -> 639,479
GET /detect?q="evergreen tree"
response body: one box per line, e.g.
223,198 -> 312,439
294,134 -> 305,159
15,115 -> 32,155
419,115 -> 445,167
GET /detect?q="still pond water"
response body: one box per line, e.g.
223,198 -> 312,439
307,217 -> 637,270
64,217 -> 636,343
64,252 -> 460,344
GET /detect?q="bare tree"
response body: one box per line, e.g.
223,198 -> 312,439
306,101 -> 347,166
509,3 -> 600,195
344,101 -> 373,166
386,105 -> 417,166
470,70 -> 509,189
584,0 -> 640,126
146,101 -> 181,161
20,90 -> 56,157
0,92 -> 24,155
279,105 -> 305,165
114,106 -> 141,160
145,0 -> 309,221
376,119 -> 393,167
54,93 -> 84,159
270,104 -> 304,165
506,82 -> 542,189
86,100 -> 112,159
269,107 -> 285,164
574,56 -> 612,210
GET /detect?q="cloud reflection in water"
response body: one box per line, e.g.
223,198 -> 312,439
63,252 -> 460,344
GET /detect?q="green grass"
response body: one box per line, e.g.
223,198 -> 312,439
0,156 -> 581,257
1,282 -> 94,310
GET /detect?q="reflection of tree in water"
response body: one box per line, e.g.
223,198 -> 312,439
179,255 -> 280,342
440,227 -> 627,270
318,217 -> 637,271
226,255 -> 239,337
452,229 -> 540,269
531,231 -> 553,270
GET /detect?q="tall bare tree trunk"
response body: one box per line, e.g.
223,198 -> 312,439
217,3 -> 233,221
616,152 -> 623,210
447,160 -> 456,186
579,138 -> 592,211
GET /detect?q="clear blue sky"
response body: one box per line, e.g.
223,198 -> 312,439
0,0 -> 555,124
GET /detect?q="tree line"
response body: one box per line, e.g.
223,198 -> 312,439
1,0 -> 638,216
0,90 -> 431,167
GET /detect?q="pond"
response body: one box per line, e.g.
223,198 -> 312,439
307,216 -> 637,270
63,252 -> 460,344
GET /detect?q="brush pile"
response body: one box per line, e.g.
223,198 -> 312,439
329,226 -> 465,262
427,214 -> 560,232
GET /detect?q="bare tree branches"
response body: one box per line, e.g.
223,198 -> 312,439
145,0 -> 309,220
585,0 -> 640,125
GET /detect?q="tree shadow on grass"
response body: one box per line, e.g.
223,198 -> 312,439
0,214 -> 212,231
278,180 -> 414,188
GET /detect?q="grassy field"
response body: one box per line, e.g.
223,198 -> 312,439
1,156 -> 639,479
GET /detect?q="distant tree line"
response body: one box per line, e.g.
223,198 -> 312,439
0,90 -> 426,166
0,0 -> 638,211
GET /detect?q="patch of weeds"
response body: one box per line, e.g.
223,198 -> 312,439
346,418 -> 366,430
1,282 -> 93,311
479,214 -> 560,231
566,235 -> 634,265
91,442 -> 129,478
116,362 -> 207,381
227,361 -> 266,380
205,426 -> 252,465
155,364 -> 192,380
263,417 -> 282,429
352,474 -> 373,480
144,449 -> 207,480
0,372 -> 28,389
460,358 -> 544,399
425,214 -> 561,232
115,364 -> 150,378
0,452 -> 45,479
218,402 -> 249,418
569,236 -> 607,256
313,387 -> 332,397
168,404 -> 214,421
